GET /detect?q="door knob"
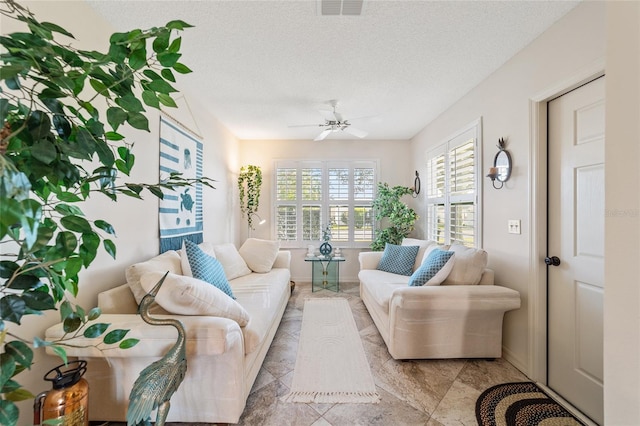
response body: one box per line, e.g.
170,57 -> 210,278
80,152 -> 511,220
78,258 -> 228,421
545,256 -> 561,266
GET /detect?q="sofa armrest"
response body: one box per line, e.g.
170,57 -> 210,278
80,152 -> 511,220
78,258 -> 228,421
479,268 -> 494,285
98,284 -> 138,314
359,251 -> 383,270
273,250 -> 291,269
44,314 -> 244,358
390,285 -> 521,312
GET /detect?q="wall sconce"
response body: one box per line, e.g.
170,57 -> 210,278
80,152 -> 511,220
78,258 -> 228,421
411,171 -> 421,198
487,138 -> 512,189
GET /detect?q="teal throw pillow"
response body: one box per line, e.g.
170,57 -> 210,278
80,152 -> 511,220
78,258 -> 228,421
377,243 -> 419,276
184,239 -> 235,299
408,248 -> 455,286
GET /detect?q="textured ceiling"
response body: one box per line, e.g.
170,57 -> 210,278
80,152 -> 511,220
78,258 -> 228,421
86,0 -> 579,141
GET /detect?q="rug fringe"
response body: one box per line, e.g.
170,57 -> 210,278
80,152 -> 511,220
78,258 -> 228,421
281,391 -> 381,404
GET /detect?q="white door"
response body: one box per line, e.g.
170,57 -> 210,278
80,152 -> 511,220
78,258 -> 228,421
547,76 -> 604,425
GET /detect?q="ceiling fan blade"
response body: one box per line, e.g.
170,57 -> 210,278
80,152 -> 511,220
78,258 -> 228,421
314,129 -> 332,141
344,126 -> 367,138
288,124 -> 323,128
333,110 -> 344,122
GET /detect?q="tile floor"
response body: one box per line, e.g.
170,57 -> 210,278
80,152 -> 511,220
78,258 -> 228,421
98,281 -> 529,426
235,281 -> 528,426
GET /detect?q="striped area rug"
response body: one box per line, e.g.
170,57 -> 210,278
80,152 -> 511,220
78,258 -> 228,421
476,382 -> 586,426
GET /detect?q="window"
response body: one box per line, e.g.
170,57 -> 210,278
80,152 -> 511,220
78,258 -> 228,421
274,160 -> 377,247
425,120 -> 482,247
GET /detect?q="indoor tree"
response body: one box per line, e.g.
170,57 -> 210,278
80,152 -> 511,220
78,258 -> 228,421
0,1 -> 214,424
370,182 -> 417,251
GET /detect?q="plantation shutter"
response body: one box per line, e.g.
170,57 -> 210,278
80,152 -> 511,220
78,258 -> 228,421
276,167 -> 297,240
274,160 -> 377,247
425,122 -> 480,247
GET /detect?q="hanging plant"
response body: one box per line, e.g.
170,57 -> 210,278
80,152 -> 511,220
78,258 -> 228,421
238,165 -> 262,230
370,182 -> 418,251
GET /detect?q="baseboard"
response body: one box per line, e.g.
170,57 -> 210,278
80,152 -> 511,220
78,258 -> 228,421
502,345 -> 528,377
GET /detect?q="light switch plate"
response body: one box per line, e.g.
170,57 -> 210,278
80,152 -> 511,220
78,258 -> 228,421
508,220 -> 521,234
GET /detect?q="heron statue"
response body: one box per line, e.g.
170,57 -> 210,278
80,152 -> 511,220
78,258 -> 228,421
127,272 -> 187,426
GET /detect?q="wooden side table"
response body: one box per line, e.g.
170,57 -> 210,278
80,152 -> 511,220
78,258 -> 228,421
304,256 -> 345,292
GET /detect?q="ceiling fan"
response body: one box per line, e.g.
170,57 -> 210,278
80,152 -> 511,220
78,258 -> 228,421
290,100 -> 368,141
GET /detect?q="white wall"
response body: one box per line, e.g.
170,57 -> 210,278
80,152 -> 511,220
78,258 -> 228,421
603,2 -> 640,424
239,138 -> 412,283
2,3 -> 239,424
409,1 -> 606,373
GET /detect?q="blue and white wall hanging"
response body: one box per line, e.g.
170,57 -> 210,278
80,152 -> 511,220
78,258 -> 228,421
159,115 -> 203,253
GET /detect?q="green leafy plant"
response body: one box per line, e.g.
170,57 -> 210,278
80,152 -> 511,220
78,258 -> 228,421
370,182 -> 418,251
238,164 -> 262,230
0,1 -> 214,424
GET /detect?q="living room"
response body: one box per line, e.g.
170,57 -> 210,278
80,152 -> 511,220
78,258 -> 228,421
2,1 -> 638,425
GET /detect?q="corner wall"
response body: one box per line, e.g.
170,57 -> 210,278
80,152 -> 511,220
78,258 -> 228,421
2,3 -> 239,424
409,2 -> 606,373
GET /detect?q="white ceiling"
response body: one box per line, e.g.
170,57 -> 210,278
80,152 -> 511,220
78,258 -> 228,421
86,0 -> 579,141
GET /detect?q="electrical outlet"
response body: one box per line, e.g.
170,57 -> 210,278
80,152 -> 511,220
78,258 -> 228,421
508,220 -> 521,234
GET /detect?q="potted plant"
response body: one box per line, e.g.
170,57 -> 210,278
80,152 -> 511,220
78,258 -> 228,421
238,165 -> 262,230
370,182 -> 418,251
0,2 -> 213,424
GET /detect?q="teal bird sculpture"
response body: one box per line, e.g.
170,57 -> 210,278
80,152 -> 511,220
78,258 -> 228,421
127,272 -> 187,426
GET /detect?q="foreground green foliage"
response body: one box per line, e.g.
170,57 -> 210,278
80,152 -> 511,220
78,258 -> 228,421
0,1 -> 213,424
371,183 -> 417,251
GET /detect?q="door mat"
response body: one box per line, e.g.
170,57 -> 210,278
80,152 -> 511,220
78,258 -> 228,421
476,382 -> 586,426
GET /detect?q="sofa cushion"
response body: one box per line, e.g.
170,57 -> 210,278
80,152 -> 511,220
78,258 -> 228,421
239,238 -> 281,273
140,271 -> 249,326
213,243 -> 252,280
180,241 -> 216,277
126,250 -> 182,305
230,268 -> 291,354
377,243 -> 419,276
185,240 -> 235,299
358,269 -> 410,313
402,238 -> 436,272
442,244 -> 488,285
408,248 -> 455,286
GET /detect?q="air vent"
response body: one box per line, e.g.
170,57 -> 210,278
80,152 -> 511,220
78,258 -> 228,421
319,0 -> 363,16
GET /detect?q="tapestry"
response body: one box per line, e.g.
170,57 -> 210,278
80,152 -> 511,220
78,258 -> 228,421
158,115 -> 203,253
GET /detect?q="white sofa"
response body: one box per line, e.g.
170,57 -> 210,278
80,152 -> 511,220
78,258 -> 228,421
45,240 -> 291,424
358,239 -> 521,360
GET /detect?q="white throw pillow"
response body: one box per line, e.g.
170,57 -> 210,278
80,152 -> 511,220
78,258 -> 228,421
441,244 -> 488,285
239,238 -> 281,273
140,271 -> 250,326
402,238 -> 436,272
213,243 -> 252,280
180,240 -> 216,277
126,250 -> 182,305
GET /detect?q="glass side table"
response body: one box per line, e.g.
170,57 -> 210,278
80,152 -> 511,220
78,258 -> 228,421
304,256 -> 345,292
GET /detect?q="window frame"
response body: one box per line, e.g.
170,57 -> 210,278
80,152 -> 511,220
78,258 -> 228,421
273,159 -> 379,248
425,119 -> 483,248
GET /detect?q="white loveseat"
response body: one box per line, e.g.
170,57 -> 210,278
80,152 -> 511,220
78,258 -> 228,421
358,239 -> 521,360
45,240 -> 291,424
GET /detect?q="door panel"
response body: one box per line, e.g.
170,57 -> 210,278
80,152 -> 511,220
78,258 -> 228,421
547,76 -> 604,425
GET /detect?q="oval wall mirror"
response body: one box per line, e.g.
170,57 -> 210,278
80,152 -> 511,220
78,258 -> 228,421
494,150 -> 512,182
